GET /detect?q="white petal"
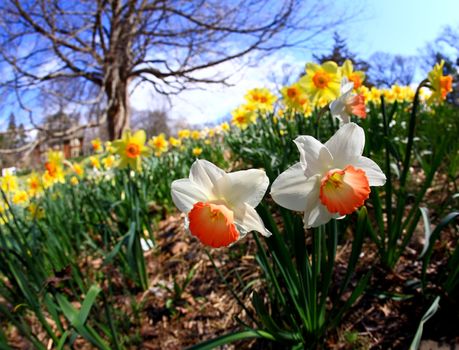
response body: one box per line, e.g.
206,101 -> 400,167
353,156 -> 386,186
330,99 -> 345,117
189,159 -> 225,198
271,163 -> 313,211
325,122 -> 365,168
330,99 -> 351,124
217,169 -> 269,208
234,203 -> 271,237
306,204 -> 333,228
300,175 -> 322,225
293,136 -> 332,177
341,80 -> 354,94
171,178 -> 208,213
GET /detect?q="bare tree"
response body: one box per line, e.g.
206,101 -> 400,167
0,0 -> 354,147
131,108 -> 170,138
367,52 -> 418,88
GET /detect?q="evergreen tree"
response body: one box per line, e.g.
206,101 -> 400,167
313,32 -> 369,72
7,112 -> 16,131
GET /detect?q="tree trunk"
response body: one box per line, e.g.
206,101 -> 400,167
106,75 -> 130,140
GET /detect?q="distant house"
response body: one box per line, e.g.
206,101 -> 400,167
31,111 -> 84,165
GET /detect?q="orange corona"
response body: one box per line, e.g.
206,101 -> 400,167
188,202 -> 239,248
312,71 -> 331,89
319,165 -> 370,216
440,75 -> 453,99
126,143 -> 141,158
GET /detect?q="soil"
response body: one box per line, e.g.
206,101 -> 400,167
4,209 -> 458,350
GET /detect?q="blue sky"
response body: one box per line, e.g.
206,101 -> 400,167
1,0 -> 458,131
145,0 -> 459,125
346,0 -> 459,57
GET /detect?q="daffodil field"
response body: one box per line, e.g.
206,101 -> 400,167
0,60 -> 458,349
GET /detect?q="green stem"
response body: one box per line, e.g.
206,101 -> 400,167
388,79 -> 428,268
380,96 -> 393,236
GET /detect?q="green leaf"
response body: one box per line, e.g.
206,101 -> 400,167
418,207 -> 431,258
56,331 -> 71,350
185,329 -> 275,350
422,211 -> 459,284
78,285 -> 101,325
409,297 -> 440,350
339,207 -> 366,295
56,294 -> 79,326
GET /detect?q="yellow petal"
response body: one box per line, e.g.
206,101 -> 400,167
132,130 -> 147,145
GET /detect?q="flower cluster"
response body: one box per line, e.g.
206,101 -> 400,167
1,59 -> 452,228
172,122 -> 386,247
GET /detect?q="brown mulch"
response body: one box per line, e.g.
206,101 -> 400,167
4,206 -> 458,349
137,214 -> 260,350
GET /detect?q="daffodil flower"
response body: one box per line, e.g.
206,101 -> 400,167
171,159 -> 271,248
299,61 -> 341,105
330,78 -> 366,123
427,60 -> 453,104
112,130 -> 151,170
341,59 -> 365,90
271,123 -> 385,228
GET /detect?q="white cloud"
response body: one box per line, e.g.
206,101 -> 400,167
130,52 -> 304,126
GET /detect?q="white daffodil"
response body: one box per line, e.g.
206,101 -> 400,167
330,78 -> 366,123
171,159 -> 271,248
270,123 -> 385,228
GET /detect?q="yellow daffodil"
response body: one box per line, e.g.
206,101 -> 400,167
112,130 -> 151,171
105,141 -> 115,153
169,136 -> 182,148
149,133 -> 169,156
391,85 -> 405,102
1,170 -> 18,193
72,163 -> 84,177
244,88 -> 277,112
70,176 -> 79,186
89,156 -> 101,169
382,89 -> 396,104
231,104 -> 257,130
178,129 -> 191,139
357,86 -> 370,101
43,150 -> 65,187
341,60 -> 365,89
403,86 -> 415,101
192,147 -> 203,157
299,61 -> 341,105
91,138 -> 103,153
42,167 -> 65,188
427,60 -> 453,104
191,130 -> 201,140
12,190 -> 28,205
27,172 -> 42,197
281,83 -> 309,110
102,155 -> 116,169
220,122 -> 230,132
368,87 -> 382,104
47,150 -> 63,165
